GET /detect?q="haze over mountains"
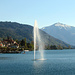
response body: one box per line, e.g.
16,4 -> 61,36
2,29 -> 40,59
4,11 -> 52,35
41,22 -> 75,46
0,21 -> 71,47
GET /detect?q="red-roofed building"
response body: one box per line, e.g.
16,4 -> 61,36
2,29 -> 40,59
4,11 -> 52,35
0,41 -> 3,47
1,38 -> 19,48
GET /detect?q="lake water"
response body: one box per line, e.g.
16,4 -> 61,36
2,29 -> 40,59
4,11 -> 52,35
0,49 -> 75,75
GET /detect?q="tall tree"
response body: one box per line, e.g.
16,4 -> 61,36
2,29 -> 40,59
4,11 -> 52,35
20,39 -> 25,46
24,38 -> 28,49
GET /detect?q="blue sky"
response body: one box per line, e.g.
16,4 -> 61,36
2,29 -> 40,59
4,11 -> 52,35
0,0 -> 75,28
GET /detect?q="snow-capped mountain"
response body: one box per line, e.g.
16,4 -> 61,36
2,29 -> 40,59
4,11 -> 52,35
41,22 -> 75,46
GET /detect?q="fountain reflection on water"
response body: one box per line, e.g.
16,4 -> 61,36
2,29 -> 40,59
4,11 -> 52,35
33,20 -> 46,61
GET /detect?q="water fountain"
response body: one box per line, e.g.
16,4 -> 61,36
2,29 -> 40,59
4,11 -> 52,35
33,20 -> 45,60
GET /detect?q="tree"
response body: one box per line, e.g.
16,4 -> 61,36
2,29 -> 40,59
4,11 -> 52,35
20,39 -> 25,46
15,39 -> 19,43
68,46 -> 71,49
57,45 -> 63,49
24,38 -> 28,49
47,44 -> 50,49
50,45 -> 57,50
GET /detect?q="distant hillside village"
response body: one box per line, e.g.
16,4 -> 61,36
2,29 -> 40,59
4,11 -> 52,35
0,37 -> 19,48
0,37 -> 34,53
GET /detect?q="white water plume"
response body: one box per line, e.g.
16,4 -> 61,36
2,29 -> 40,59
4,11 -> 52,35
34,20 -> 44,60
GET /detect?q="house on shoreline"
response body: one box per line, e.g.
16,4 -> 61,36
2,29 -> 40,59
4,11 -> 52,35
0,41 -> 3,47
0,37 -> 19,48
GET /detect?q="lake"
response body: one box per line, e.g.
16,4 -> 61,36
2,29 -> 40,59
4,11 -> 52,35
0,49 -> 75,75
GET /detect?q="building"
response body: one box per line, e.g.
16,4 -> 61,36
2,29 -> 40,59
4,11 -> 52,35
1,38 -> 19,48
0,41 -> 3,47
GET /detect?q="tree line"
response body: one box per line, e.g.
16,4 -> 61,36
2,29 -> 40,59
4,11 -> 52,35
0,37 -> 72,53
45,45 -> 71,50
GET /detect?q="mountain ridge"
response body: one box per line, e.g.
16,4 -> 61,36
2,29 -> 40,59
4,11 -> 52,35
42,22 -> 75,29
41,22 -> 75,46
0,21 -> 71,47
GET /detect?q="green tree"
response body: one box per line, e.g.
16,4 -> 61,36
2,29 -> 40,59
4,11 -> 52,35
15,39 -> 19,43
50,45 -> 57,50
68,45 -> 71,49
47,44 -> 50,49
20,39 -> 25,46
24,38 -> 28,49
57,45 -> 63,49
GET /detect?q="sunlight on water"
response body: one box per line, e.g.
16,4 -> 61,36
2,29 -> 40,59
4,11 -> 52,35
32,58 -> 46,61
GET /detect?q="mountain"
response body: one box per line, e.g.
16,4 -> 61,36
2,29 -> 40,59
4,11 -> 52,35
0,21 -> 71,47
0,21 -> 33,42
41,22 -> 75,46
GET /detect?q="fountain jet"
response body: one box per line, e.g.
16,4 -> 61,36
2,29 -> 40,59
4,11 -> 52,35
33,20 -> 45,60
